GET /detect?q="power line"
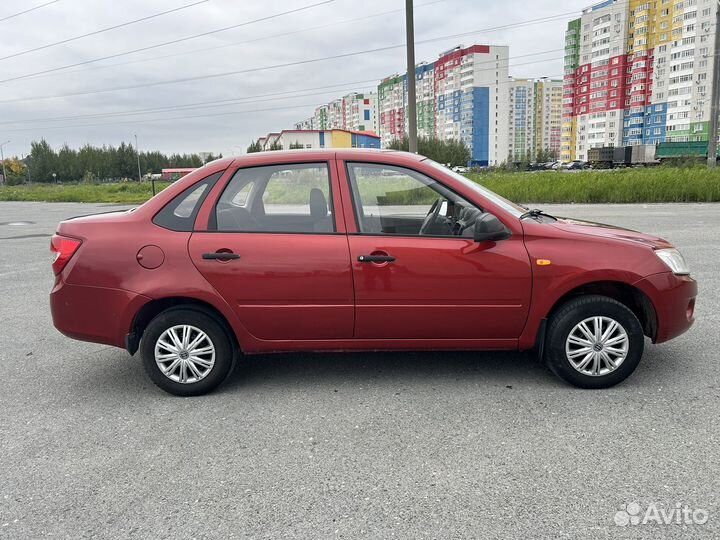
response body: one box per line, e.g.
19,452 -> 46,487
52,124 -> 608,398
1,102 -> 344,133
0,9 -> 573,86
0,79 -> 383,125
0,50 -> 563,126
0,16 -> 577,104
0,0 -> 336,80
2,0 -> 446,84
0,0 -> 58,23
0,0 -> 210,62
0,75 -> 564,134
0,49 -> 562,114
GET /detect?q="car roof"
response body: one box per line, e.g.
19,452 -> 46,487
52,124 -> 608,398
228,148 -> 425,165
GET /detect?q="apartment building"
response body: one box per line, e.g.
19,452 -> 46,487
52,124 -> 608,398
563,0 -> 718,161
376,63 -> 437,146
290,43 -> 566,167
295,93 -> 378,133
509,78 -> 563,161
258,129 -> 380,151
375,45 -> 511,167
509,79 -> 536,160
377,74 -> 409,146
534,78 -> 564,155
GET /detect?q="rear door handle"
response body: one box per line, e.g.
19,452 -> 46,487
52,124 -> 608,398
358,255 -> 396,263
202,252 -> 240,261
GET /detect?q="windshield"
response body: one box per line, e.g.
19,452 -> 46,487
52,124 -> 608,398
423,159 -> 526,218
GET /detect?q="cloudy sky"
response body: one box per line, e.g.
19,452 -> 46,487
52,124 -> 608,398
0,0 -> 592,157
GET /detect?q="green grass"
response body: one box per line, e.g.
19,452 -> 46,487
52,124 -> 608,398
1,167 -> 719,204
468,167 -> 720,204
0,181 -> 172,203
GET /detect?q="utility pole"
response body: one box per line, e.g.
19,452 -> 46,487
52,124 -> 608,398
134,134 -> 153,196
0,140 -> 9,186
707,0 -> 720,167
134,134 -> 142,182
405,0 -> 418,154
22,153 -> 29,184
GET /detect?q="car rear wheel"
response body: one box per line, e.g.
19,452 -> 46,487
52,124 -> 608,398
544,295 -> 645,389
141,308 -> 234,396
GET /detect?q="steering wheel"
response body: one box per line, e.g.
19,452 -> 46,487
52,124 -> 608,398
419,198 -> 446,236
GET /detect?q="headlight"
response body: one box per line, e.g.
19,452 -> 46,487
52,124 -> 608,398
655,248 -> 690,275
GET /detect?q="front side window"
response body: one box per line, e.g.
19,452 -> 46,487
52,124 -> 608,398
424,160 -> 526,218
215,163 -> 334,233
346,163 -> 482,238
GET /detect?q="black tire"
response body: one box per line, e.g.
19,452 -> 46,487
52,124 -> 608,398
141,308 -> 234,396
544,295 -> 645,389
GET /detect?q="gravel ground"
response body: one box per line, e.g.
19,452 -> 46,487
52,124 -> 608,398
0,201 -> 718,539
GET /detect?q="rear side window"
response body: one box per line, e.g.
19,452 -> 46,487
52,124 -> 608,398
153,171 -> 223,231
213,163 -> 335,234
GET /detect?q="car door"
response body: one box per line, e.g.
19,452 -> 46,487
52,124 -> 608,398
339,160 -> 532,341
188,160 -> 354,341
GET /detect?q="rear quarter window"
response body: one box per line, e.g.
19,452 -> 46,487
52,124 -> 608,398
153,171 -> 223,231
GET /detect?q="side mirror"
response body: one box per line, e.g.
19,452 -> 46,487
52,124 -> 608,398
474,213 -> 511,243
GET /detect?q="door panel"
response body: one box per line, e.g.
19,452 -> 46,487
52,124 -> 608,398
189,234 -> 353,341
339,160 -> 532,341
189,160 -> 353,342
349,236 -> 532,339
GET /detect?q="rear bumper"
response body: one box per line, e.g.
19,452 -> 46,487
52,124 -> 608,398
634,272 -> 697,344
50,278 -> 151,349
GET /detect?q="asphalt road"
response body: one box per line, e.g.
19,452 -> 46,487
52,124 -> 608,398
0,202 -> 718,539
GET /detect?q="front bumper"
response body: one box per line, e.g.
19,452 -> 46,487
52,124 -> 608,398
50,277 -> 151,349
634,272 -> 697,344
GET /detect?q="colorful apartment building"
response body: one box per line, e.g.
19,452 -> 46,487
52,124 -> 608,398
375,45 -> 511,167
509,79 -> 536,160
295,93 -> 378,133
377,74 -> 408,145
534,78 -> 564,156
509,78 -> 563,161
257,129 -> 380,151
563,0 -> 718,161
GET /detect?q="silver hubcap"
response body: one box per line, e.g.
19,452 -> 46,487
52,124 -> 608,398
154,325 -> 215,384
565,316 -> 629,377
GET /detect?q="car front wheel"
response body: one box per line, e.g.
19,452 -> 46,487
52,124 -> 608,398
544,295 -> 645,389
141,308 -> 234,396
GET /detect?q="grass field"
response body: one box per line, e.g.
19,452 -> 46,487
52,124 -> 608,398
1,167 -> 719,204
469,167 -> 720,204
0,181 -> 172,203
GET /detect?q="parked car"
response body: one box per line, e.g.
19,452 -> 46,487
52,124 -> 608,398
564,160 -> 587,170
451,165 -> 469,174
50,149 -> 697,395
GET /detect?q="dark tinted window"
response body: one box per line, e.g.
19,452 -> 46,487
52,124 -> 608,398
153,171 -> 223,231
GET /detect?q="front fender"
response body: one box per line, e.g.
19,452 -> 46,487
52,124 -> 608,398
518,231 -> 664,350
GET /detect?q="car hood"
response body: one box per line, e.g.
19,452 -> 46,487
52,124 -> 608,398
550,216 -> 673,249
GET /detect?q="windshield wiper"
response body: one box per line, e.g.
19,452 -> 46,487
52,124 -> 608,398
520,208 -> 556,220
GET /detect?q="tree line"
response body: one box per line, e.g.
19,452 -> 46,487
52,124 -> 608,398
387,137 -> 471,167
2,139 -> 221,185
246,136 -> 472,167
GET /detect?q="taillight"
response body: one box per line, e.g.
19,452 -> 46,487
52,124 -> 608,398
50,234 -> 82,275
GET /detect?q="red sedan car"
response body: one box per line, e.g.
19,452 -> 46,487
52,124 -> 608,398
50,150 -> 697,395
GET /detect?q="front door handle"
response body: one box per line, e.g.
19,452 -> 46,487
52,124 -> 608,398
358,255 -> 396,263
202,252 -> 240,261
